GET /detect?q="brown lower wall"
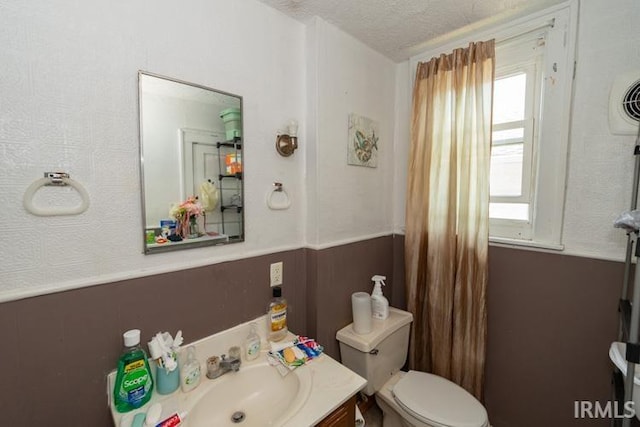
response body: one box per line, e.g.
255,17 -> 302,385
485,246 -> 621,427
0,236 -> 624,426
0,249 -> 308,427
392,236 -> 622,426
309,236 -> 395,359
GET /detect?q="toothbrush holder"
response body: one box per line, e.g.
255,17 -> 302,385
155,362 -> 180,395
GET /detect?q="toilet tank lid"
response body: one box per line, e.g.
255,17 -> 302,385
336,307 -> 413,353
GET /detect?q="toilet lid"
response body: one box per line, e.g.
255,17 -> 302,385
392,371 -> 487,427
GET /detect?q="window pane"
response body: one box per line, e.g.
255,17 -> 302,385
493,73 -> 527,124
493,127 -> 524,143
490,142 -> 523,196
490,203 -> 529,221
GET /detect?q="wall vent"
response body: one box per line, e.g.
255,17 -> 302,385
622,81 -> 640,122
610,71 -> 640,135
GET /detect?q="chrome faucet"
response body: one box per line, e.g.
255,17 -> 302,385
206,352 -> 241,379
220,354 -> 241,372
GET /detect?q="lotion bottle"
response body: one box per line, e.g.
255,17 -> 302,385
371,275 -> 389,320
180,346 -> 201,393
244,323 -> 261,361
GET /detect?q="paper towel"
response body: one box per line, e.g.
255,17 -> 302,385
352,292 -> 372,334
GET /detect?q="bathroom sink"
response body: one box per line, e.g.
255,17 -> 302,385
185,360 -> 312,427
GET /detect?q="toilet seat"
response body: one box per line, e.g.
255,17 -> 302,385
392,371 -> 488,427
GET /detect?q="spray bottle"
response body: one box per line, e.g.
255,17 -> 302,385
371,275 -> 389,320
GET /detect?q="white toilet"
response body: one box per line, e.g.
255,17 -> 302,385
336,307 -> 489,427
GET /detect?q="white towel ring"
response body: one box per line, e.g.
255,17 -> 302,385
23,172 -> 90,216
267,182 -> 291,210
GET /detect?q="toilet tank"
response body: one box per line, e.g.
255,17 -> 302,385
336,307 -> 413,395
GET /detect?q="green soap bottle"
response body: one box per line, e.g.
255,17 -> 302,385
113,329 -> 154,412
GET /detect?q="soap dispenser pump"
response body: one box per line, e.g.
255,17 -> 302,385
180,346 -> 201,393
371,275 -> 389,320
244,323 -> 261,361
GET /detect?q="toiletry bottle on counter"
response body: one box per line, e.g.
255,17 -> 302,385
180,346 -> 201,393
371,275 -> 389,320
113,329 -> 154,412
268,286 -> 288,342
244,322 -> 261,361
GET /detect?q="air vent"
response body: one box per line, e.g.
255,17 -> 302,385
622,81 -> 640,122
610,72 -> 640,135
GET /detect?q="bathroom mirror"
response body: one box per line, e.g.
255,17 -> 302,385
138,71 -> 244,254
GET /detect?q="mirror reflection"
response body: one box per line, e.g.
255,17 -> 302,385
139,72 -> 244,254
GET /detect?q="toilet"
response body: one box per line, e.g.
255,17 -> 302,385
336,307 -> 489,427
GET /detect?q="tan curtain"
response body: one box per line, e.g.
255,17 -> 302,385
405,40 -> 495,400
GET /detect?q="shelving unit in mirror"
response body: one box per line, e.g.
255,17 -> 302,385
216,136 -> 244,240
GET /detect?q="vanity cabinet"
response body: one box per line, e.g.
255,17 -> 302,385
315,395 -> 357,427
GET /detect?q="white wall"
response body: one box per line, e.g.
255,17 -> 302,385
393,61 -> 411,235
0,0 -> 306,300
561,0 -> 640,260
0,1 -> 400,302
305,18 -> 397,247
392,0 -> 640,261
6,0 -> 630,303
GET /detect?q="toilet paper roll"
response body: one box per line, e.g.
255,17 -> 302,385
352,292 -> 372,335
355,404 -> 365,426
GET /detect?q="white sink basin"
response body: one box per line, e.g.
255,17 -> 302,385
108,317 -> 366,427
185,360 -> 312,427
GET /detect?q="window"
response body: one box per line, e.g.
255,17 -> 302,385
487,5 -> 577,249
489,36 -> 544,241
409,2 -> 577,249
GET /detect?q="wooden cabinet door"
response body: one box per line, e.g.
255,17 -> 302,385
315,395 -> 357,427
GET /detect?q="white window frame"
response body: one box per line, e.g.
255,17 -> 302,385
409,0 -> 578,250
489,37 -> 544,241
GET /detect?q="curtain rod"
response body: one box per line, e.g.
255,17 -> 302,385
497,18 -> 556,46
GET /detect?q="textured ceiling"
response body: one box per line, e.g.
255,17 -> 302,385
257,0 -> 565,62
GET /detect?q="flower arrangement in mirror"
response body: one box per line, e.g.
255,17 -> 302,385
170,196 -> 204,239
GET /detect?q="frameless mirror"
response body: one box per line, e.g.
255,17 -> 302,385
139,71 -> 244,254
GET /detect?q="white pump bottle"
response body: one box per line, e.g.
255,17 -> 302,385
371,275 -> 389,320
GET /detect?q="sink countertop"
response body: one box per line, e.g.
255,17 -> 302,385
281,352 -> 367,426
108,316 -> 367,427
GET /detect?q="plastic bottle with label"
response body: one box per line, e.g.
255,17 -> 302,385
113,329 -> 154,412
268,286 -> 288,342
180,346 -> 201,393
244,323 -> 262,361
371,275 -> 389,320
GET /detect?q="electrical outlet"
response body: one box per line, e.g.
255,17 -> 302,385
270,262 -> 283,287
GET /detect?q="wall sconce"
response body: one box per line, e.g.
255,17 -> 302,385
276,119 -> 298,157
